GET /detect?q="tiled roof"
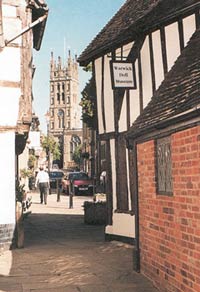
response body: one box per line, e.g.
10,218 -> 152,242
126,29 -> 200,139
78,0 -> 199,65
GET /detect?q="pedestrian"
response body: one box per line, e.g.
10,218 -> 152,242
35,166 -> 50,204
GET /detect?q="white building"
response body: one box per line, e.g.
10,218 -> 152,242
0,0 -> 48,251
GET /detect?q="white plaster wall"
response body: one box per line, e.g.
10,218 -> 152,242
0,132 -> 15,224
0,48 -> 20,81
3,18 -> 21,45
122,42 -> 134,58
2,4 -> 17,17
104,54 -> 115,132
0,87 -> 20,126
110,139 -> 116,210
183,14 -> 196,46
152,30 -> 164,90
130,59 -> 140,125
95,58 -> 104,134
118,92 -> 127,132
165,22 -> 180,72
141,36 -> 153,109
106,213 -> 135,238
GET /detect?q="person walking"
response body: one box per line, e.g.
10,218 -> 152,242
35,166 -> 50,204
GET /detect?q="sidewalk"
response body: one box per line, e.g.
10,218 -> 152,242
0,192 -> 158,292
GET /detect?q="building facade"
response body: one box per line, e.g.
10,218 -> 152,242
49,52 -> 82,170
79,0 -> 200,291
0,0 -> 48,250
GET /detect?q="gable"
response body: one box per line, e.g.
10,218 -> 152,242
78,0 -> 200,65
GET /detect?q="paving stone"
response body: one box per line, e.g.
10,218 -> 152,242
0,192 -> 158,292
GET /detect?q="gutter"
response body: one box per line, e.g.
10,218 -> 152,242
126,104 -> 200,141
4,13 -> 48,46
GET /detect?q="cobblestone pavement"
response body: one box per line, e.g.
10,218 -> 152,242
0,191 -> 158,292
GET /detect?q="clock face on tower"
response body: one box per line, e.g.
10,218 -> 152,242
58,109 -> 64,117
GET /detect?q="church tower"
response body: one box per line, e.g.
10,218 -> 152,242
48,51 -> 82,169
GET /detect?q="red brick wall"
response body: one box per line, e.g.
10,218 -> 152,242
137,126 -> 200,292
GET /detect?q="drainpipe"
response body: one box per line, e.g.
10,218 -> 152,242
133,140 -> 140,272
5,14 -> 48,46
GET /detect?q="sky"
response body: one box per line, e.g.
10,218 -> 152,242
32,0 -> 125,133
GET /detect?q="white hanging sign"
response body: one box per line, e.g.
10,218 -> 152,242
110,61 -> 137,89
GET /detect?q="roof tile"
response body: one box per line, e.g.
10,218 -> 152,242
127,29 -> 200,138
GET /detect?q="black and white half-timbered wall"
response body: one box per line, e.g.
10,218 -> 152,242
78,0 -> 200,243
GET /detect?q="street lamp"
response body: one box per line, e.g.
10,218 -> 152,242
45,111 -> 50,173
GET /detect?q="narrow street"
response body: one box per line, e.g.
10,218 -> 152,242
0,192 -> 158,292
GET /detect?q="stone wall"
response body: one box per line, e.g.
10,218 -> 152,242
0,224 -> 15,251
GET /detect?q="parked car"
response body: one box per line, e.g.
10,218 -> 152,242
62,172 -> 94,195
49,170 -> 64,190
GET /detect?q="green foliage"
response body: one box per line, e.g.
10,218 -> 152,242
72,144 -> 82,165
42,135 -> 61,160
83,63 -> 92,72
28,154 -> 36,169
16,180 -> 25,203
20,168 -> 33,178
80,76 -> 97,129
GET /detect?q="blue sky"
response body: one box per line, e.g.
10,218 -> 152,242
32,0 -> 125,133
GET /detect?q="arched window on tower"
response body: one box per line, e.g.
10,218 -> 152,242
66,96 -> 70,104
62,83 -> 65,91
57,83 -> 60,91
62,92 -> 65,103
57,93 -> 60,104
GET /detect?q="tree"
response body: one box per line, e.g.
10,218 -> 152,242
80,75 -> 97,129
28,154 -> 36,169
41,135 -> 61,160
72,144 -> 82,167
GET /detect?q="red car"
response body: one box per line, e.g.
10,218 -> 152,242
62,172 -> 94,195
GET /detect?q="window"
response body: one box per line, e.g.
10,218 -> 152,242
100,143 -> 106,160
57,83 -> 60,91
156,136 -> 173,195
51,97 -> 54,105
57,93 -> 60,104
67,96 -> 70,104
62,92 -> 65,103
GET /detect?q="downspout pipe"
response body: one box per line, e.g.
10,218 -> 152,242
5,13 -> 48,46
133,140 -> 140,272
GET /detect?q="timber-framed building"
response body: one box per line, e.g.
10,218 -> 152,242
78,1 -> 200,291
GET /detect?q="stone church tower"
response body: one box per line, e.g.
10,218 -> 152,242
48,51 -> 82,170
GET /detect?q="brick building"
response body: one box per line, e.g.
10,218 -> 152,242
79,0 -> 200,291
127,28 -> 200,292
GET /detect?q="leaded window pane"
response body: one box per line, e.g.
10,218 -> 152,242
156,136 -> 173,195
